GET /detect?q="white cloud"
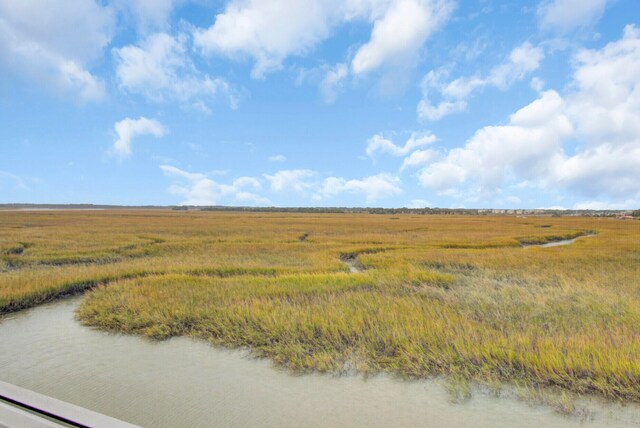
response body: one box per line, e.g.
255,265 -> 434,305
295,61 -> 350,102
263,168 -> 402,203
0,0 -> 113,101
366,132 -> 436,158
557,143 -> 640,198
566,25 -> 640,147
417,99 -> 467,121
573,199 -> 638,210
418,161 -> 467,194
114,33 -> 236,110
233,176 -> 262,190
418,42 -> 544,120
161,165 -> 270,206
483,42 -> 545,89
112,117 -> 166,158
351,0 -> 454,75
162,163 -> 404,205
537,0 -> 608,34
193,0 -> 453,79
193,0 -> 338,78
264,169 -> 317,193
268,154 -> 287,162
321,173 -> 402,203
556,25 -> 640,197
417,25 -> 640,202
530,77 -> 545,92
400,149 -> 438,171
320,63 -> 348,103
419,90 -> 572,194
113,0 -> 179,33
0,0 -> 113,61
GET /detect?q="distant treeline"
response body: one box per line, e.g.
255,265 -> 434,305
197,206 -> 637,217
197,206 -> 479,215
1,204 -> 636,217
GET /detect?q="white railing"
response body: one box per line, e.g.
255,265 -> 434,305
0,380 -> 139,427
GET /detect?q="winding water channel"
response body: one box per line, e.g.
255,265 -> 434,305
522,234 -> 594,248
1,297 -> 639,427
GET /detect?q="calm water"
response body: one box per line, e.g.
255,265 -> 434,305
1,298 -> 639,427
536,238 -> 579,248
523,234 -> 595,248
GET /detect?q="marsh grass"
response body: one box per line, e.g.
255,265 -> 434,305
1,210 -> 640,403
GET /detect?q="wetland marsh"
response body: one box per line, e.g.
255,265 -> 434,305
1,210 -> 640,424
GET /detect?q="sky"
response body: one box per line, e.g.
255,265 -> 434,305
0,0 -> 639,209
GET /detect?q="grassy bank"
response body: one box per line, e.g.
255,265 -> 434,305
2,210 -> 640,401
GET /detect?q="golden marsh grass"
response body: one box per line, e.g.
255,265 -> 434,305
1,210 -> 639,401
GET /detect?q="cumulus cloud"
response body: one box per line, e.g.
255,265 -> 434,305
263,169 -> 317,193
483,42 -> 545,89
566,25 -> 640,147
321,173 -> 402,203
193,0 -> 338,78
262,168 -> 402,203
557,143 -> 640,198
417,99 -> 467,121
162,165 -> 401,205
555,25 -> 640,197
537,0 -> 608,34
193,0 -> 453,79
113,0 -> 179,33
366,132 -> 436,158
112,117 -> 166,158
419,90 -> 572,193
0,0 -> 113,101
114,33 -> 237,110
160,165 -> 270,206
400,149 -> 438,171
418,42 -> 544,120
268,154 -> 287,162
417,25 -> 640,202
365,132 -> 439,175
350,0 -> 454,75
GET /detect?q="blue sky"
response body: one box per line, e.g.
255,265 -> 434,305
1,0 -> 639,209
